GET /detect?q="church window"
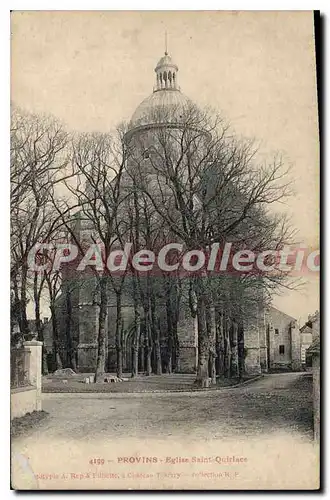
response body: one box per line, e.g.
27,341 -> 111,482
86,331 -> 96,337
275,328 -> 279,335
279,345 -> 285,354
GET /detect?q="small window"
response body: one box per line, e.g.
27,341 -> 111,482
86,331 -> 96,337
275,328 -> 279,335
279,345 -> 285,355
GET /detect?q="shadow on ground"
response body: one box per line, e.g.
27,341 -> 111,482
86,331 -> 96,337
20,372 -> 314,442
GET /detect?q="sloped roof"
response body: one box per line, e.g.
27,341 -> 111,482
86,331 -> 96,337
306,337 -> 320,355
300,324 -> 312,334
269,305 -> 297,323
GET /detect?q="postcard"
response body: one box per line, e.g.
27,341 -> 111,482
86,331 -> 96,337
10,10 -> 320,490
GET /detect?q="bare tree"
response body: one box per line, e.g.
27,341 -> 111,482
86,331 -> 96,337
58,129 -> 128,381
127,103 -> 294,386
11,106 -> 70,342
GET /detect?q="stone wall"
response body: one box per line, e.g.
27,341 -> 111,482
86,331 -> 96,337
11,387 -> 38,419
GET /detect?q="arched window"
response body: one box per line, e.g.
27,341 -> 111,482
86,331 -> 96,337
163,71 -> 167,81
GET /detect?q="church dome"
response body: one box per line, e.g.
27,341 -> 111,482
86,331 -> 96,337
130,89 -> 192,128
127,50 -> 193,134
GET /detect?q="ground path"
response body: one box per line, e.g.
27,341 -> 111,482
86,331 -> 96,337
12,372 -> 318,490
18,372 -> 313,441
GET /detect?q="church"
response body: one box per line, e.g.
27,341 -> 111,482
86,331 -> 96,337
44,50 -> 302,377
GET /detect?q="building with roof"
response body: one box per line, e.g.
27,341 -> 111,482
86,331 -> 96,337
266,306 -> 301,372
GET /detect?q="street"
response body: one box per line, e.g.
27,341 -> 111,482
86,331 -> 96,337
35,372 -> 314,441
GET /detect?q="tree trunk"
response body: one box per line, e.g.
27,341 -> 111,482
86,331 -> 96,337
195,289 -> 209,387
11,275 -> 22,342
65,287 -> 77,372
132,308 -> 140,378
33,274 -> 42,339
41,328 -> 49,375
166,294 -> 173,374
238,323 -> 245,380
231,320 -> 239,378
144,306 -> 152,376
172,278 -> 181,372
172,317 -> 180,372
95,277 -> 108,382
215,307 -> 225,377
131,275 -> 140,378
34,274 -> 48,375
224,315 -> 231,379
115,291 -> 123,379
151,294 -> 162,375
139,343 -> 145,373
20,267 -> 29,338
208,353 -> 216,385
206,304 -> 217,385
50,303 -> 62,370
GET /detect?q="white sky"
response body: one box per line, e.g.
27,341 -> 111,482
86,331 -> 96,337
11,11 -> 319,324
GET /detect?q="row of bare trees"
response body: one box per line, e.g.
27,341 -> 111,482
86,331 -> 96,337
11,103 -> 296,384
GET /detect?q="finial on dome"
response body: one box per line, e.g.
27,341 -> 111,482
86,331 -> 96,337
165,31 -> 168,55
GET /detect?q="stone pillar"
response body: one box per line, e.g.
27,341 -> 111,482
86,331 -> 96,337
258,305 -> 268,372
290,320 -> 301,371
24,340 -> 43,411
244,314 -> 261,376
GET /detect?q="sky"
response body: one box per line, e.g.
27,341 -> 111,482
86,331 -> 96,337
11,11 -> 319,324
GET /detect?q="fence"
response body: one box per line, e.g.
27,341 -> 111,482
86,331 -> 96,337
10,347 -> 31,389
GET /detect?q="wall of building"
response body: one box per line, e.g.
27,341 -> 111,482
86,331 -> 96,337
268,307 -> 300,371
300,327 -> 313,365
244,315 -> 261,376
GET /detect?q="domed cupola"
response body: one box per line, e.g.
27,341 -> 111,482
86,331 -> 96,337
154,52 -> 179,91
127,49 -> 193,135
